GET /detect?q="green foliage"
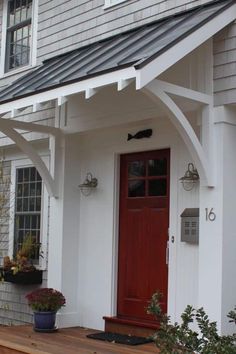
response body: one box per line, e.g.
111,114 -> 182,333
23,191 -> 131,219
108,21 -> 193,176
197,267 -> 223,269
228,307 -> 236,325
147,291 -> 236,354
3,233 -> 42,276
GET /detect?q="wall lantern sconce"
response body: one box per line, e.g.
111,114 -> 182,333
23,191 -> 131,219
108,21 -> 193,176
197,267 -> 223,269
79,173 -> 98,196
180,163 -> 199,191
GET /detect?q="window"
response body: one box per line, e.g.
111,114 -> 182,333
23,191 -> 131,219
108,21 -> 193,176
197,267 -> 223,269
14,167 -> 42,262
104,0 -> 128,9
5,0 -> 33,72
128,158 -> 168,197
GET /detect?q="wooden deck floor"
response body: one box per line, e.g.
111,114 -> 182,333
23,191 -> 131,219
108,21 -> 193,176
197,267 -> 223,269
0,325 -> 158,354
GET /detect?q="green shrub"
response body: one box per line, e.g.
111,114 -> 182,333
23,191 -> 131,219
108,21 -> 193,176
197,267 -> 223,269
147,292 -> 236,354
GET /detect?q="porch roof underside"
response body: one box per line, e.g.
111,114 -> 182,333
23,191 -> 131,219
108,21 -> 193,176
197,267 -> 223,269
0,0 -> 234,108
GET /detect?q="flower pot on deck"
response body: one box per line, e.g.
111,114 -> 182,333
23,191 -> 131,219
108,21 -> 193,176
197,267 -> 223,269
33,311 -> 56,331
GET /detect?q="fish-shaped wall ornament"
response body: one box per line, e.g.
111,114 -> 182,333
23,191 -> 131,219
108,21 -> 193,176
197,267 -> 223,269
127,129 -> 153,141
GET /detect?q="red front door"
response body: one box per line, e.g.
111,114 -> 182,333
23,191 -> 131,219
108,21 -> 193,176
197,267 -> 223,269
117,149 -> 170,323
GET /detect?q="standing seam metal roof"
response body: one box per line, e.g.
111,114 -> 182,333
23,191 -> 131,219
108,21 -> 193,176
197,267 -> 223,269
0,0 -> 234,104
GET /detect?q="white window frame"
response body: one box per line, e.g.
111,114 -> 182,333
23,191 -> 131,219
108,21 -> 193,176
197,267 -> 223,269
103,0 -> 128,9
0,0 -> 38,77
9,157 -> 49,270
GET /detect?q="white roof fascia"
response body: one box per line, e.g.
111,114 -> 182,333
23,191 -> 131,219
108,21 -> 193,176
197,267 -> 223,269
136,3 -> 236,89
0,67 -> 136,115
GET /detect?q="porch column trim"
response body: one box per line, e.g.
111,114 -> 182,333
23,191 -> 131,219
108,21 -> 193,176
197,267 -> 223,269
0,117 -> 63,197
143,79 -> 214,186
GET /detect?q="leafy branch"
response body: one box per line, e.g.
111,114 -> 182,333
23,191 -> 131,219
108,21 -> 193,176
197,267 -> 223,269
147,291 -> 236,354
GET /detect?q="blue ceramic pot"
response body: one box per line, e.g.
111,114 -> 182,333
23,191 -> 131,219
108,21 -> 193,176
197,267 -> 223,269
33,311 -> 56,330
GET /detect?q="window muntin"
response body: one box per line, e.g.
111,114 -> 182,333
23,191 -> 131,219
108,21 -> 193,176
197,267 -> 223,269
6,0 -> 33,71
14,166 -> 42,262
128,158 -> 168,198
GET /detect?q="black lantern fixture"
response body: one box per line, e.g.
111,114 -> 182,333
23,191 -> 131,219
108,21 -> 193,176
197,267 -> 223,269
79,173 -> 98,196
180,163 -> 199,191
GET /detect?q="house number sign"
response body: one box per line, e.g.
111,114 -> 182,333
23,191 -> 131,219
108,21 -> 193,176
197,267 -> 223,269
205,208 -> 216,221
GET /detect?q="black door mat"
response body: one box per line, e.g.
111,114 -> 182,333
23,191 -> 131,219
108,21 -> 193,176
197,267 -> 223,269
87,332 -> 153,346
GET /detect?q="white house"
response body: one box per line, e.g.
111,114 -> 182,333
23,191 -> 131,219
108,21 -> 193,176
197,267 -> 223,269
0,0 -> 235,336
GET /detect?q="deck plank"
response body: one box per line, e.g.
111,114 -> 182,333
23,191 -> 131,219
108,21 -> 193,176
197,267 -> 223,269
0,325 -> 158,354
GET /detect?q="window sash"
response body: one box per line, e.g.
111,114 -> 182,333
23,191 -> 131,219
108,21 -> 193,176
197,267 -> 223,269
8,0 -> 32,27
6,0 -> 32,71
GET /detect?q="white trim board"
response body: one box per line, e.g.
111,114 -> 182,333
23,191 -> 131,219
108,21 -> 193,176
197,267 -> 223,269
0,68 -> 136,115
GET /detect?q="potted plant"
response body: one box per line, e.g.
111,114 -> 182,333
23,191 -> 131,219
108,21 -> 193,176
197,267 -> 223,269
26,288 -> 66,332
1,234 -> 43,285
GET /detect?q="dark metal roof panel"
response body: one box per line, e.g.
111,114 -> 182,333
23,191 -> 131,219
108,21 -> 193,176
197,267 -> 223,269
0,0 -> 234,104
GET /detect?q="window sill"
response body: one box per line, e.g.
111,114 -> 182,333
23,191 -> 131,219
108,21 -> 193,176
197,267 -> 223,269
0,64 -> 37,80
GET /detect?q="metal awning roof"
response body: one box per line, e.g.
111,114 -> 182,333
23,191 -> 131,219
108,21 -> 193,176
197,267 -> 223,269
0,0 -> 234,195
0,0 -> 235,108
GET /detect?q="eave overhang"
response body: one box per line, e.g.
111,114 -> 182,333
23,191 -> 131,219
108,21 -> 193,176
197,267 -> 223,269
0,0 -> 234,115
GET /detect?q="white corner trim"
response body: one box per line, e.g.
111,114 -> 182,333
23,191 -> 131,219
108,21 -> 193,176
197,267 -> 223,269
31,0 -> 39,68
136,3 -> 236,89
0,0 -> 8,77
